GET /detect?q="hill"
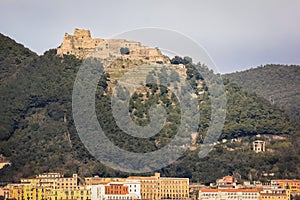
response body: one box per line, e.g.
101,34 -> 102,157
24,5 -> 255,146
0,33 -> 299,184
0,33 -> 37,82
224,64 -> 300,121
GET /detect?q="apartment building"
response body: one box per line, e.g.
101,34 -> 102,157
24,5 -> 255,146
199,188 -> 260,200
216,176 -> 237,188
20,173 -> 79,190
47,188 -> 91,200
271,179 -> 300,194
127,173 -> 189,200
87,181 -> 140,200
5,184 -> 50,200
259,188 -> 290,200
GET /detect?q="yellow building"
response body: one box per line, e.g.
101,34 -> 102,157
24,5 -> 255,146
6,173 -> 87,200
47,188 -> 91,200
160,177 -> 189,200
260,189 -> 290,200
55,174 -> 79,190
271,179 -> 300,193
21,173 -> 79,190
127,173 -> 189,200
5,184 -> 49,200
5,183 -> 90,200
5,184 -> 24,200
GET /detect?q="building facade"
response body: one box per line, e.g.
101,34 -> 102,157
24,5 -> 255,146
20,173 -> 79,190
47,188 -> 91,200
6,173 -> 88,200
127,173 -> 189,200
199,188 -> 260,200
87,182 -> 140,200
216,176 -> 237,188
271,179 -> 300,194
5,184 -> 50,200
259,188 -> 290,200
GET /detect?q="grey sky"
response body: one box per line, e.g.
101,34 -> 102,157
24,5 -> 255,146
1,0 -> 299,73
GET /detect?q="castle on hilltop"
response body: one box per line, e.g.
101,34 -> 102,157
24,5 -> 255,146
57,28 -> 170,63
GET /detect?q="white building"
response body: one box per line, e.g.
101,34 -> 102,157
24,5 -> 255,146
253,140 -> 266,153
124,181 -> 141,199
87,181 -> 141,200
87,185 -> 106,200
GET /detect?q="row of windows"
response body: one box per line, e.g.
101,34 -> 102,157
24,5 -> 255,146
160,181 -> 188,184
106,185 -> 124,189
57,183 -> 76,186
106,196 -> 132,200
48,197 -> 90,200
142,193 -> 188,198
64,190 -> 89,195
128,185 -> 137,188
225,196 -> 258,199
142,185 -> 188,189
57,179 -> 76,183
161,186 -> 188,189
261,196 -> 287,199
142,180 -> 158,183
54,187 -> 79,190
202,193 -> 218,196
161,194 -> 189,198
224,192 -> 258,196
141,180 -> 188,184
202,193 -> 258,197
161,190 -> 188,193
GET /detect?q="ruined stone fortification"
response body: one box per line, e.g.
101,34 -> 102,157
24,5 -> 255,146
57,28 -> 170,64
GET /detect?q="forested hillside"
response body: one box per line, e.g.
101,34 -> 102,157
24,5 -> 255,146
225,64 -> 300,121
0,34 -> 299,184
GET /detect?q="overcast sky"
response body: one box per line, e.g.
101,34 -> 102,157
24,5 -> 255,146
1,0 -> 300,73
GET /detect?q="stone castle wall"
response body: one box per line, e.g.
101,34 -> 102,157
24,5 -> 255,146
57,28 -> 170,63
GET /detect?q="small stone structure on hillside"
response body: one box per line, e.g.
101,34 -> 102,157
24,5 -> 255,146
253,140 -> 266,153
57,28 -> 170,64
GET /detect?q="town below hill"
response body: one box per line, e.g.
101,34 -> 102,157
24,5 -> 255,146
1,172 -> 300,200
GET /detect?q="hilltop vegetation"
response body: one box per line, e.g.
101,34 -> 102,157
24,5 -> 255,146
0,34 -> 37,83
225,64 -> 300,121
0,33 -> 299,183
